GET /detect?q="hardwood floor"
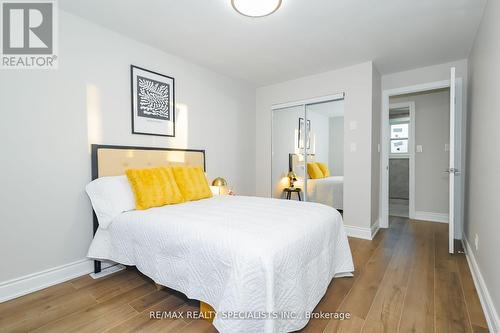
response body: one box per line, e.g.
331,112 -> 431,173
0,218 -> 488,333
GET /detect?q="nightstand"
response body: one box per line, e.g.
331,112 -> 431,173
283,187 -> 302,201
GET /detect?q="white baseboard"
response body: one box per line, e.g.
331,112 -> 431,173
345,221 -> 379,241
463,237 -> 500,333
0,259 -> 114,303
414,211 -> 449,223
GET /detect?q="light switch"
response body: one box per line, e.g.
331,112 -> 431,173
416,145 -> 423,153
350,143 -> 357,152
377,144 -> 381,153
349,121 -> 357,130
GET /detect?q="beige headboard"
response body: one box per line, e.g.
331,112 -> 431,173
91,144 -> 206,179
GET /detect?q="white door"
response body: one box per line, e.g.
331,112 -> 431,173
448,68 -> 456,254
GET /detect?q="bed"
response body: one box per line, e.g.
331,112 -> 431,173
87,145 -> 354,333
290,154 -> 344,210
307,176 -> 344,210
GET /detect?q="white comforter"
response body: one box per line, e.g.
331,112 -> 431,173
307,176 -> 344,210
88,195 -> 353,333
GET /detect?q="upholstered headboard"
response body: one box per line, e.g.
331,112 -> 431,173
91,144 -> 206,180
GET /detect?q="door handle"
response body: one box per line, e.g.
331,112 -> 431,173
444,168 -> 461,174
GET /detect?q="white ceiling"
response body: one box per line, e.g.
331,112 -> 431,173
60,0 -> 486,86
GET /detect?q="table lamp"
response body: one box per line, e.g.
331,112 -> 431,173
287,171 -> 298,188
211,177 -> 228,195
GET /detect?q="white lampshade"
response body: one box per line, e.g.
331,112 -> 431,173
231,0 -> 282,17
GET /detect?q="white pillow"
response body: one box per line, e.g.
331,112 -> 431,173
85,175 -> 135,229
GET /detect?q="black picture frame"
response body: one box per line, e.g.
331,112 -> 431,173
298,117 -> 311,149
130,65 -> 175,137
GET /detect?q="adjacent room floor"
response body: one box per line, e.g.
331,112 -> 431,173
0,218 -> 488,333
389,198 -> 409,218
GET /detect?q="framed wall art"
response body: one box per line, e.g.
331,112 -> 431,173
131,65 -> 175,137
298,117 -> 311,149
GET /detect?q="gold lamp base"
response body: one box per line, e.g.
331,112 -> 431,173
212,177 -> 228,195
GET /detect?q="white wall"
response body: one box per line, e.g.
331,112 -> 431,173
329,117 -> 344,176
256,62 -> 379,230
465,0 -> 500,328
307,110 -> 330,165
382,59 -> 468,91
307,100 -> 344,176
0,10 -> 256,284
391,90 -> 450,214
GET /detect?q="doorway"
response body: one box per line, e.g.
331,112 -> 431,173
388,102 -> 415,219
380,68 -> 464,254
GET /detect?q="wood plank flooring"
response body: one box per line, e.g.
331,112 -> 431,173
0,218 -> 488,332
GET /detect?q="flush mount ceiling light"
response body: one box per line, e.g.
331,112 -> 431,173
231,0 -> 282,18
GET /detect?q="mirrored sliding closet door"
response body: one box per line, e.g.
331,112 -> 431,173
271,105 -> 307,201
304,100 -> 345,210
271,95 -> 345,213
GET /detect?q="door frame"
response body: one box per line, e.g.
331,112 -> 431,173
380,78 -> 464,230
388,101 -> 416,219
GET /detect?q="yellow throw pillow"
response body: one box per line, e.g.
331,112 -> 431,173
316,162 -> 330,177
307,162 -> 324,179
126,167 -> 184,210
172,166 -> 213,201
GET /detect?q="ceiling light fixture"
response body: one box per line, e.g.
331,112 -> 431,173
231,0 -> 282,18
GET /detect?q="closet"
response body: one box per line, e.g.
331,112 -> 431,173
271,94 -> 345,211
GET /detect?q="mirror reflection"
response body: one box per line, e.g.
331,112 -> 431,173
272,98 -> 345,213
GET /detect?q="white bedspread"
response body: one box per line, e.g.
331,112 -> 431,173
88,195 -> 353,333
307,176 -> 344,210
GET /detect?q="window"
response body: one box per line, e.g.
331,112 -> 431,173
390,123 -> 409,154
391,123 -> 408,139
